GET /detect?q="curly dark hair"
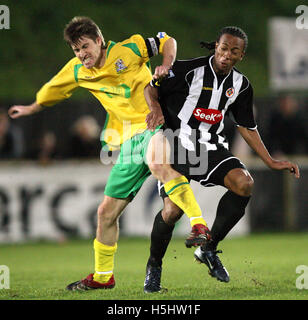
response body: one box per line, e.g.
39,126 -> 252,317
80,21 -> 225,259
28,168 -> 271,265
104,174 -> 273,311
200,26 -> 248,52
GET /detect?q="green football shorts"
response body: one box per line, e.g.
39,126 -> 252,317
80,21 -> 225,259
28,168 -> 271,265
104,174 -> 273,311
104,126 -> 161,199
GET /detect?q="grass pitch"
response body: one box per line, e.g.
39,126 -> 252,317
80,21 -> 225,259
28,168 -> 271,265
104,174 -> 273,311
1,233 -> 308,300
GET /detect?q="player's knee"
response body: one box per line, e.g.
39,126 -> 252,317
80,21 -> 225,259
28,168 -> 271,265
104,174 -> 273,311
162,200 -> 183,225
148,162 -> 170,181
226,169 -> 254,197
97,202 -> 117,227
237,175 -> 254,197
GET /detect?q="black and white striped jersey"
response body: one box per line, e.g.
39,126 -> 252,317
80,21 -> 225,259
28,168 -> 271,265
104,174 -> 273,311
157,55 -> 257,151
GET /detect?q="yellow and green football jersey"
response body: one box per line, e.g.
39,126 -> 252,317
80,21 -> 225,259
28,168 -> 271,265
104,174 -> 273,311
36,33 -> 170,149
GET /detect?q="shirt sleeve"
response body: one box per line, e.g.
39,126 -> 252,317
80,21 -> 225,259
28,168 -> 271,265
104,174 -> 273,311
123,33 -> 171,65
228,82 -> 257,129
36,58 -> 79,107
145,32 -> 171,57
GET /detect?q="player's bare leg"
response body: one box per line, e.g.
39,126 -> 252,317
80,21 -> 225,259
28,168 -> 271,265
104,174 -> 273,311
66,196 -> 130,291
224,168 -> 254,197
96,196 -> 129,246
146,132 -> 210,241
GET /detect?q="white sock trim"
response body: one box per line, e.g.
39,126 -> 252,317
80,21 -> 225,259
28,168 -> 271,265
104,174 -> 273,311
190,217 -> 203,221
95,271 -> 113,275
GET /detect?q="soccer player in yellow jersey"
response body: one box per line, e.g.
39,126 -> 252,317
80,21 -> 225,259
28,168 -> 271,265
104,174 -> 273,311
8,17 -> 210,291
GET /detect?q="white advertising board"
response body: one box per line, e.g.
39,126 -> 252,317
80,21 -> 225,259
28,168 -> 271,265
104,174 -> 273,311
269,17 -> 308,90
0,162 -> 249,243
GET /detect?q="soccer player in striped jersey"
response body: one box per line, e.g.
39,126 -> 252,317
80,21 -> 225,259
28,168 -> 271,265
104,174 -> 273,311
144,26 -> 300,292
8,17 -> 210,291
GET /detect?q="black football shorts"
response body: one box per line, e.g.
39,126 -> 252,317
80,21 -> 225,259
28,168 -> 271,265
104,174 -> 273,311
158,142 -> 246,199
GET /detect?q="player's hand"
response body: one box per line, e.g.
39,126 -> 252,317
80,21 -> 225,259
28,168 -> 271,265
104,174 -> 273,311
146,109 -> 164,131
8,104 -> 40,119
8,105 -> 31,119
268,159 -> 300,178
153,65 -> 170,80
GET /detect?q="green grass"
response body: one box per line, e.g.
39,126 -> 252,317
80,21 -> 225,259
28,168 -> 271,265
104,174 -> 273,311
1,233 -> 308,300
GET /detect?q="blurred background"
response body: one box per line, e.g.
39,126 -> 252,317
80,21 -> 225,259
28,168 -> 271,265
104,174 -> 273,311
0,0 -> 307,243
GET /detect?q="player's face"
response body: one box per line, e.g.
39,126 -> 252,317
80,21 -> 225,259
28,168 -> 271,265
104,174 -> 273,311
213,34 -> 245,74
71,36 -> 103,69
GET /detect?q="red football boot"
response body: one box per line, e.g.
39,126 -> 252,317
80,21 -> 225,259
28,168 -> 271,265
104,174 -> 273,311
66,273 -> 115,291
185,224 -> 211,248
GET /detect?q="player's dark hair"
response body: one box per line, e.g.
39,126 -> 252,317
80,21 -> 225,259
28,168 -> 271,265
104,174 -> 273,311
200,26 -> 248,52
64,16 -> 106,48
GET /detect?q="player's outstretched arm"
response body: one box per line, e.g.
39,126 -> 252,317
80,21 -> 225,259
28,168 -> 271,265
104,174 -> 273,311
8,102 -> 44,119
237,126 -> 300,178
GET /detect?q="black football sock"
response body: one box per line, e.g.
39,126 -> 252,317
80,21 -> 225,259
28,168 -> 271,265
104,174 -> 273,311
205,190 -> 250,251
147,210 -> 175,268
